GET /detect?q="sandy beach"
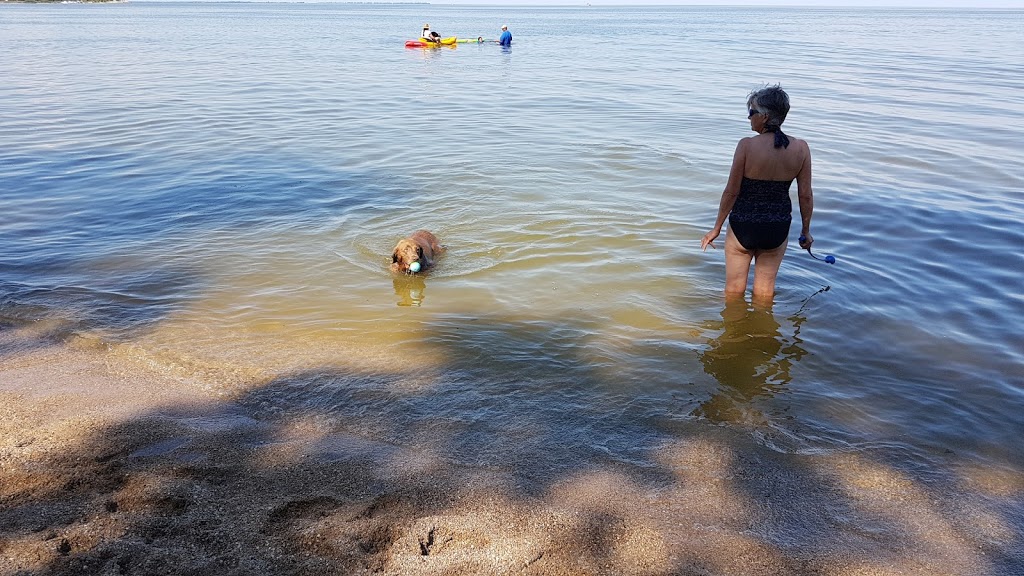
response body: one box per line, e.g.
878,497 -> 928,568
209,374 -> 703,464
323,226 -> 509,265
2,322 -> 1018,576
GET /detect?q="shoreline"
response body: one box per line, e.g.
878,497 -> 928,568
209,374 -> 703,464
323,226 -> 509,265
0,1 -> 126,4
1,328 -> 1017,575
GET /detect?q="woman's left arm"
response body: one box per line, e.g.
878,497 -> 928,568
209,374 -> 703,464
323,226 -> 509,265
796,142 -> 814,248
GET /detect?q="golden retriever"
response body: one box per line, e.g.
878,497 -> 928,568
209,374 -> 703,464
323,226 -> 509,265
390,230 -> 444,274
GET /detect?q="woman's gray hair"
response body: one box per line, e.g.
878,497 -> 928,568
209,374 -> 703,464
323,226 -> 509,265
747,85 -> 790,131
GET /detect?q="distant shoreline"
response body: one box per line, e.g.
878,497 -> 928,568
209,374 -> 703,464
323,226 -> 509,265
1,0 -> 127,3
0,1 -> 432,3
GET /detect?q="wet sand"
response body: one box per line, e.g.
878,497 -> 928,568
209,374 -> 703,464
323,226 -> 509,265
1,328 -> 1020,576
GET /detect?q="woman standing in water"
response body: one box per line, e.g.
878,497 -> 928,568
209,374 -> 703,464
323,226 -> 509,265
701,85 -> 815,304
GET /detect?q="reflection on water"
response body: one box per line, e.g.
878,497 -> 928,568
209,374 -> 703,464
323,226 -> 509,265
694,299 -> 808,424
393,275 -> 427,307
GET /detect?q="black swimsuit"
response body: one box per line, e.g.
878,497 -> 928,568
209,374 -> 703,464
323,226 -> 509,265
728,177 -> 793,251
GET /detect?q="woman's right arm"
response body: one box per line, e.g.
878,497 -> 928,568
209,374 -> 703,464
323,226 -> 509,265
701,139 -> 746,251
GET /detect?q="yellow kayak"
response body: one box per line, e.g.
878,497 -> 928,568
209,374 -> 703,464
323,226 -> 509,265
420,36 -> 457,45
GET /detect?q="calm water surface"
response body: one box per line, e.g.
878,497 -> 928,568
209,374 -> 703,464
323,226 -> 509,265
2,3 -> 1023,500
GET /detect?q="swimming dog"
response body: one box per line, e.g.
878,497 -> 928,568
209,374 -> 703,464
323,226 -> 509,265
390,230 -> 443,274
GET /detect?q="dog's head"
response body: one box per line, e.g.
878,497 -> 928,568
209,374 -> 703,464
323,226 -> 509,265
391,239 -> 424,274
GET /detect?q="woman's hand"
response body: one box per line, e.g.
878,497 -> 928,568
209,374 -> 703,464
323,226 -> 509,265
798,232 -> 814,250
701,229 -> 720,251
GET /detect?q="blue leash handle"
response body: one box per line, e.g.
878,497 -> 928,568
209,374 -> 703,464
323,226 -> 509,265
799,235 -> 836,264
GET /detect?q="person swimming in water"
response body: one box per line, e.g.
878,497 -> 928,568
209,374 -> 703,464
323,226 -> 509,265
700,85 -> 816,304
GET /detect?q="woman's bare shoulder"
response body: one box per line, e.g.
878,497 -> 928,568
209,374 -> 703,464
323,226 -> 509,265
736,134 -> 761,150
788,134 -> 810,151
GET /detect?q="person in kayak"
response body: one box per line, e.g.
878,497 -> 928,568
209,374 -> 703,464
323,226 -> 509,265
498,25 -> 512,47
422,23 -> 441,43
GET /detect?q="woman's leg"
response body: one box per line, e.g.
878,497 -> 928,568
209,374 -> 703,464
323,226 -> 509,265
724,228 -> 753,297
750,240 -> 788,304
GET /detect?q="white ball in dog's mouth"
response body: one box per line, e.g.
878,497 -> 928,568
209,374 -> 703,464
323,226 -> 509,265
408,262 -> 421,273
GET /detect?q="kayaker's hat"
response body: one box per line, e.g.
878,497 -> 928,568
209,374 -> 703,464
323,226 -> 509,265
424,23 -> 430,28
501,25 -> 508,30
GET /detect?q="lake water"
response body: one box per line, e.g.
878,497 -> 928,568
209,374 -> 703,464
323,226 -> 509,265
2,0 -> 1023,547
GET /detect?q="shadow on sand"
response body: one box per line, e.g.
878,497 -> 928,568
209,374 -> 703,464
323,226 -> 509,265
1,302 -> 1021,575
